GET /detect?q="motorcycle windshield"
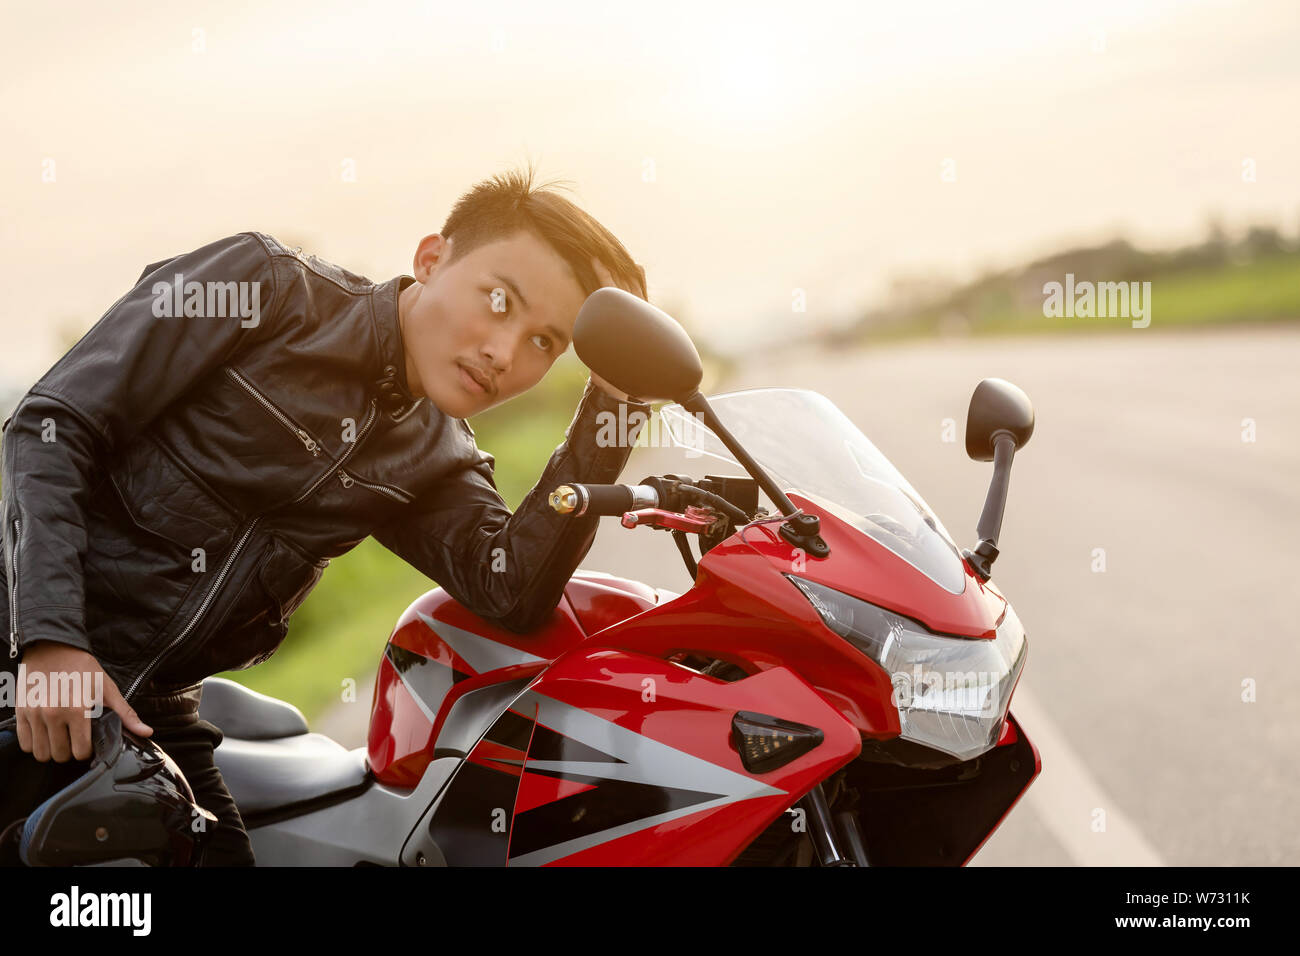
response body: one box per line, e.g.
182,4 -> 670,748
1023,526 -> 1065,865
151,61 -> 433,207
660,387 -> 967,594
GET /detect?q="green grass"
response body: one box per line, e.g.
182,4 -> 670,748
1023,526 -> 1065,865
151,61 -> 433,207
856,254 -> 1300,343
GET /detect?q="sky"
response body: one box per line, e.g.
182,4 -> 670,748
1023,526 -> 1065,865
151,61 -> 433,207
2,0 -> 1298,382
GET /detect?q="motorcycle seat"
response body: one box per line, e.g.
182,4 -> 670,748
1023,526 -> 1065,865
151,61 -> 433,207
199,678 -> 369,816
198,677 -> 310,740
211,732 -> 370,816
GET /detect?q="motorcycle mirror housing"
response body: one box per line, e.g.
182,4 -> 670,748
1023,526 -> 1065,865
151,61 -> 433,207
963,378 -> 1035,582
572,288 -> 703,404
965,378 -> 1035,461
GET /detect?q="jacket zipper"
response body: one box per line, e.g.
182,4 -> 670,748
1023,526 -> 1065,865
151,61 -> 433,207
225,367 -> 321,457
120,400 -> 379,697
291,400 -> 378,505
337,469 -> 412,503
123,517 -> 261,701
7,518 -> 20,659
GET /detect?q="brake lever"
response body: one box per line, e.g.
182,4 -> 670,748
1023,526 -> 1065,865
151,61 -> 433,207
620,504 -> 720,533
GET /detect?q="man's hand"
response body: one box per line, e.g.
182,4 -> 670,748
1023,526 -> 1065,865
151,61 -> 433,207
15,641 -> 153,762
589,369 -> 642,403
587,257 -> 646,403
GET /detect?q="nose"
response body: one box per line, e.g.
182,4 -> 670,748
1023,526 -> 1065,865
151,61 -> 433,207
479,325 -> 517,377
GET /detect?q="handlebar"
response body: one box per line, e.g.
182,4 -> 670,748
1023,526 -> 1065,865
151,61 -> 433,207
547,483 -> 660,518
550,476 -> 765,580
549,476 -> 757,525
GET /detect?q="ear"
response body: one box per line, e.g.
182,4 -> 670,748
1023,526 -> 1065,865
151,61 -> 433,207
413,234 -> 449,280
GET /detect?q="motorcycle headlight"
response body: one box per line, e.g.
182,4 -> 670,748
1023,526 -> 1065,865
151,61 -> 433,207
785,574 -> 1027,761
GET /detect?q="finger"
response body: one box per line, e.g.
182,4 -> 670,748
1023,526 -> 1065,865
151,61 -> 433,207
589,370 -> 633,403
591,257 -> 621,291
28,713 -> 52,763
110,698 -> 152,737
46,712 -> 74,763
104,674 -> 152,737
69,711 -> 94,762
15,709 -> 33,754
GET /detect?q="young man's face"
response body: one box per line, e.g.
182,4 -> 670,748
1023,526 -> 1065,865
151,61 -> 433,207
397,230 -> 589,419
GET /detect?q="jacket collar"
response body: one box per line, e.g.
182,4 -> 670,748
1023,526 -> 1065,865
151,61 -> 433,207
369,274 -> 421,419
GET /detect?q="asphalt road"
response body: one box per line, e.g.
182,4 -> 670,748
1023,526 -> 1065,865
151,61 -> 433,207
320,324 -> 1299,866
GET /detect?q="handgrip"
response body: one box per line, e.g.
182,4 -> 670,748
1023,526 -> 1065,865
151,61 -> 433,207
549,483 -> 658,517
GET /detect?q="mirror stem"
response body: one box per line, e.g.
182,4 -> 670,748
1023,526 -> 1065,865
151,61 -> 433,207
679,390 -> 830,558
964,431 -> 1018,582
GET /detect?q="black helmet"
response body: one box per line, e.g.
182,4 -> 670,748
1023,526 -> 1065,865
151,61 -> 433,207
0,710 -> 218,866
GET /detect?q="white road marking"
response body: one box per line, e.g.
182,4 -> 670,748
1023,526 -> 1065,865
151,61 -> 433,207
1009,685 -> 1166,866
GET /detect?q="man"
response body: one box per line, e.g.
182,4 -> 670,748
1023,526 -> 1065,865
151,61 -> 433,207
0,166 -> 654,865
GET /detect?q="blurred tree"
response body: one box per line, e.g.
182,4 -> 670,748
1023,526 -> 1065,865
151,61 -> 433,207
1241,225 -> 1286,258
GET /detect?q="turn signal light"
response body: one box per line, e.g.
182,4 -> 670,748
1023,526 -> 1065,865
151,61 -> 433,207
731,711 -> 824,774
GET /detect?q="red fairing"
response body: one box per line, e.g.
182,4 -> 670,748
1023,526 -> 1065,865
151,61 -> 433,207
769,493 -> 1008,638
562,573 -> 659,636
502,648 -> 862,866
367,572 -> 668,786
578,496 -> 1007,740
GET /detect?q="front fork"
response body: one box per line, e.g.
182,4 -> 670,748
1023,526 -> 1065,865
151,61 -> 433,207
798,781 -> 870,867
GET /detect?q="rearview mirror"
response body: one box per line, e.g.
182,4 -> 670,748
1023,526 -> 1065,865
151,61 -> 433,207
965,378 -> 1035,462
572,288 -> 703,403
962,378 -> 1035,582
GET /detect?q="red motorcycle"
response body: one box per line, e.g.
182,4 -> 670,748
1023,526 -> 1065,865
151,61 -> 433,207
195,290 -> 1041,865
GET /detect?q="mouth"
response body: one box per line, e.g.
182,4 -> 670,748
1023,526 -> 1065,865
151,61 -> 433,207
457,362 -> 492,396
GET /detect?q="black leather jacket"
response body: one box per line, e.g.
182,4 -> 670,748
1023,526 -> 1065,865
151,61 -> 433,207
0,232 -> 651,702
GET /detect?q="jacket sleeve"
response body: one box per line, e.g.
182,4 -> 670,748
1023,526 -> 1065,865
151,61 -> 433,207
372,378 -> 654,633
2,232 -> 279,660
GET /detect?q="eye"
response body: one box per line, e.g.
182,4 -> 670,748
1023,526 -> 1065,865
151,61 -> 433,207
531,333 -> 554,352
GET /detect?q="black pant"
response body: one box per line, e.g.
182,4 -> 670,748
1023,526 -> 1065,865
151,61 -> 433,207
133,684 -> 258,866
0,681 -> 256,867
